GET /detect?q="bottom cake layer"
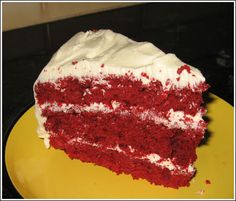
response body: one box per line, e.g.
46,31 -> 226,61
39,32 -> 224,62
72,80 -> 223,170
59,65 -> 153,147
50,135 -> 194,188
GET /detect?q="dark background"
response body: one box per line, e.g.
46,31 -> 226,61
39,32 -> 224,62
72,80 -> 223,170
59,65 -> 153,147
2,2 -> 234,198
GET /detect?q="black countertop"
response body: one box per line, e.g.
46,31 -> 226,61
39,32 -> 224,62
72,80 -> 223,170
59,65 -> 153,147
2,2 -> 234,198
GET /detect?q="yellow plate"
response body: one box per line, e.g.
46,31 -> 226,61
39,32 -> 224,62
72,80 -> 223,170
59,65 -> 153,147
5,93 -> 234,199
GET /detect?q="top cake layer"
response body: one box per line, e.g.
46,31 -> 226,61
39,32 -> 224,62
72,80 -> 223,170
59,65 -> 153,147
36,29 -> 205,89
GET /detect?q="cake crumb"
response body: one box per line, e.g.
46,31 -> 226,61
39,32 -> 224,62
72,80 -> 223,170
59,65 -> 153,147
101,64 -> 104,68
196,189 -> 205,195
177,64 -> 191,74
141,72 -> 149,79
72,61 -> 78,65
205,179 -> 211,184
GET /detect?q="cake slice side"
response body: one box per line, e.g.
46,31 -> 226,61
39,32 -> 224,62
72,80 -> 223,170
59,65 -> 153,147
33,29 -> 209,188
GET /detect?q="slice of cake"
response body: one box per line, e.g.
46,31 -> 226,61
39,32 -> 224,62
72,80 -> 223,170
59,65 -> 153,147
33,29 -> 208,188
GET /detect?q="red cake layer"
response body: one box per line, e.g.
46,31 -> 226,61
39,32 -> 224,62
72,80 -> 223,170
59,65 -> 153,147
43,110 -> 204,167
35,75 -> 208,188
49,137 -> 194,188
35,76 -> 208,115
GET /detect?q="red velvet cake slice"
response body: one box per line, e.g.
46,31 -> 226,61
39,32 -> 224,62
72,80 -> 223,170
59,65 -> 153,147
33,29 -> 208,188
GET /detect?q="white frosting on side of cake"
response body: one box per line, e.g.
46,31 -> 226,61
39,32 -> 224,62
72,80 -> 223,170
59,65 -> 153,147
35,29 -> 205,89
41,102 -> 113,113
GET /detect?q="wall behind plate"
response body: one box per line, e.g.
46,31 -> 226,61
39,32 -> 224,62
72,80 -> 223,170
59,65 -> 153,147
2,2 -> 140,31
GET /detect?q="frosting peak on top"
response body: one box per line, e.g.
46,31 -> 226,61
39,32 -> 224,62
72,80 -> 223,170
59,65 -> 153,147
49,29 -> 165,68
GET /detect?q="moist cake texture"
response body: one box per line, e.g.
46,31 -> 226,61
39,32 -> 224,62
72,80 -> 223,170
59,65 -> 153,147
34,29 -> 208,188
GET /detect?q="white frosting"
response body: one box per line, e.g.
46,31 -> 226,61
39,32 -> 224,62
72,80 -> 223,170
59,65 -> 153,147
35,29 -> 205,89
139,109 -> 203,129
39,102 -> 204,130
144,154 -> 175,170
107,145 -> 124,153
